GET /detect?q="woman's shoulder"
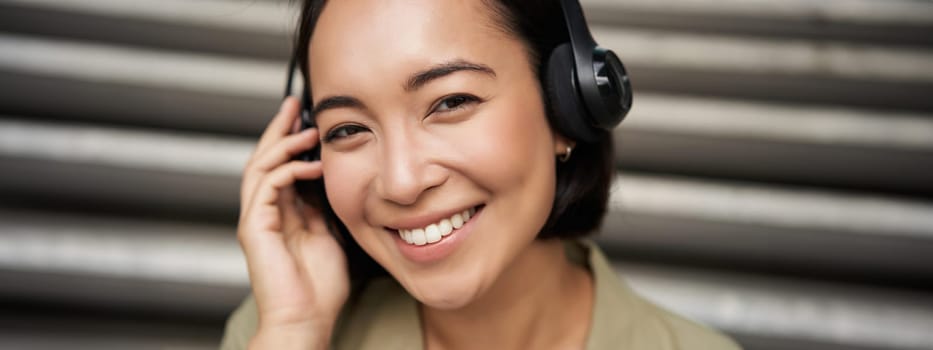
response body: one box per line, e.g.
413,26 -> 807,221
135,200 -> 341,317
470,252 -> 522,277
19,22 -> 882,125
219,294 -> 258,350
577,240 -> 742,350
330,277 -> 422,349
219,278 -> 420,350
635,303 -> 742,350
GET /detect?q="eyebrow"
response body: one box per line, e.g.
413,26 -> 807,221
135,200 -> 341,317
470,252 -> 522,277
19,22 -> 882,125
310,95 -> 364,119
405,59 -> 496,92
310,59 -> 496,118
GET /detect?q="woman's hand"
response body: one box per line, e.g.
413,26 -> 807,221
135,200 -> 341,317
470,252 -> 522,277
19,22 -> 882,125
237,97 -> 349,350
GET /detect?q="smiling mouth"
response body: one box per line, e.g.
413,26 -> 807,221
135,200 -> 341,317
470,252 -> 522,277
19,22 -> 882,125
395,205 -> 481,246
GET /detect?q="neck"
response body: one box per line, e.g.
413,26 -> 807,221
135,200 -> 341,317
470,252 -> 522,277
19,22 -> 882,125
420,239 -> 593,350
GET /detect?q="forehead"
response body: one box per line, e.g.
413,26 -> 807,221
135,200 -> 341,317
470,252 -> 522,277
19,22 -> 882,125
307,0 -> 519,95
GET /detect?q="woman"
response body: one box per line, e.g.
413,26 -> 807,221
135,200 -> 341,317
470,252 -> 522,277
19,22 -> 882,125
222,0 -> 740,349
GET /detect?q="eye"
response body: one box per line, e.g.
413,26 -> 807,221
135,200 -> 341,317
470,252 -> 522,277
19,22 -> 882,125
324,124 -> 368,143
431,94 -> 481,114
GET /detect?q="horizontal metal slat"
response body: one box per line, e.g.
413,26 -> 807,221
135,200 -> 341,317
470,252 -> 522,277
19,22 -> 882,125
594,27 -> 933,84
0,0 -> 292,34
0,34 -> 281,97
582,0 -> 933,47
627,94 -> 933,151
599,174 -> 933,284
619,262 -> 933,350
611,174 -> 933,239
0,70 -> 275,135
0,308 -> 220,350
0,210 -> 243,286
0,4 -> 289,60
618,93 -> 933,195
584,0 -> 933,26
0,119 -> 248,219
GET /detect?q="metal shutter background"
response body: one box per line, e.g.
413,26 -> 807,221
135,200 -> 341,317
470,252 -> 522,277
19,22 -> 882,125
1,0 -> 932,349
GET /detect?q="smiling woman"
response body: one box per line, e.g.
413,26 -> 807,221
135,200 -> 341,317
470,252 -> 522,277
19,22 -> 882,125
221,0 -> 739,349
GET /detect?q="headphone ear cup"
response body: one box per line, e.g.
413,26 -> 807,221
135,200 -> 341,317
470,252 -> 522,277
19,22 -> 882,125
545,43 -> 599,143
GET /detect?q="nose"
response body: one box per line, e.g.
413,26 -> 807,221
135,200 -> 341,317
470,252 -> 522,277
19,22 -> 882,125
375,130 -> 447,206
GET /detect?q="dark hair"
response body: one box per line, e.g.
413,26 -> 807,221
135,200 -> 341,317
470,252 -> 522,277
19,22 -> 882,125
293,0 -> 615,282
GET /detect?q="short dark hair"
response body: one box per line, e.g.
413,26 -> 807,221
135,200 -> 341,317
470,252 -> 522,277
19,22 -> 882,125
293,0 -> 615,282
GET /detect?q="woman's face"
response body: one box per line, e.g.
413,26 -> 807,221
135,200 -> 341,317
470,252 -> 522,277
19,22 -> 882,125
309,0 -> 567,309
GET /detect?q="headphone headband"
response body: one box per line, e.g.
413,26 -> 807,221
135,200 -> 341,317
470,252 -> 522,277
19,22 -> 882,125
558,0 -> 632,132
559,0 -> 597,69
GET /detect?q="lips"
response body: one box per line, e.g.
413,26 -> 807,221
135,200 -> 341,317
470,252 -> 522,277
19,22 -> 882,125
389,204 -> 484,264
397,206 -> 477,245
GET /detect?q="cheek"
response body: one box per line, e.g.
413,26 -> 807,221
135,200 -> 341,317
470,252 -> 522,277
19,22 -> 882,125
322,154 -> 370,229
466,94 -> 556,192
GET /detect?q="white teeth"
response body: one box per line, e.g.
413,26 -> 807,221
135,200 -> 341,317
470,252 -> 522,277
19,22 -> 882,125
411,228 -> 427,245
425,224 -> 441,243
400,230 -> 413,244
397,207 -> 478,245
451,214 -> 464,229
439,219 -> 453,236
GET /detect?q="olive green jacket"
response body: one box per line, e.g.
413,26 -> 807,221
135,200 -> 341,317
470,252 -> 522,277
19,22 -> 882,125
220,241 -> 741,349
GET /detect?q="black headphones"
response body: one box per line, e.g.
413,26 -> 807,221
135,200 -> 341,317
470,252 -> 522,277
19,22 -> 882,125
546,0 -> 632,143
285,0 -> 632,160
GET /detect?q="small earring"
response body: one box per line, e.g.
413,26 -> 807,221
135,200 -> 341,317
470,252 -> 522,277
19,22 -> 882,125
559,145 -> 573,162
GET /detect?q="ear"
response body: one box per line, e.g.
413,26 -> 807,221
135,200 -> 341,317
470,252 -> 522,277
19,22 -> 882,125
552,131 -> 575,157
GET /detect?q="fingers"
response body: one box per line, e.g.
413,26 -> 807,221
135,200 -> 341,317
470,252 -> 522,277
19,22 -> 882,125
236,97 -> 326,283
251,160 -> 323,214
238,161 -> 321,270
254,97 -> 302,156
241,128 -> 320,211
238,160 -> 322,260
253,128 -> 319,172
279,178 -> 307,237
235,99 -> 350,334
287,199 -> 330,243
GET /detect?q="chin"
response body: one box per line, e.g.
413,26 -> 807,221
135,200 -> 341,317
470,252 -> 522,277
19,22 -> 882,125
411,283 -> 482,310
400,265 -> 490,311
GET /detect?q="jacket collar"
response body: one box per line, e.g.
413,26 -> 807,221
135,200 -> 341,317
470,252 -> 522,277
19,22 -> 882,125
341,240 -> 642,350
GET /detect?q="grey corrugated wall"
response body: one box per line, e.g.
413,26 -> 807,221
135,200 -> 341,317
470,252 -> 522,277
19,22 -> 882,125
1,0 -> 932,349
